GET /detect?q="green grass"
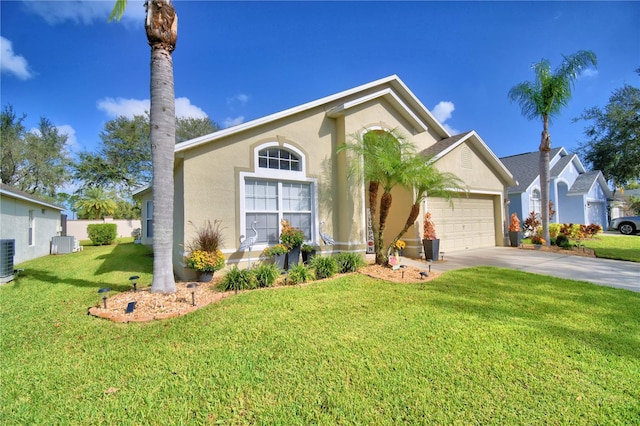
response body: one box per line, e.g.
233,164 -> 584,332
1,243 -> 639,424
582,234 -> 640,262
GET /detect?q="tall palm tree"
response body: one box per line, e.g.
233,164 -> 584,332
508,51 -> 597,245
111,0 -> 178,293
339,129 -> 463,265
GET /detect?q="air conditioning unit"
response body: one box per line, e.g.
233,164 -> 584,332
51,236 -> 76,254
0,239 -> 15,284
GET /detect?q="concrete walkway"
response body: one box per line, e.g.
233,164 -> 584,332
400,247 -> 640,293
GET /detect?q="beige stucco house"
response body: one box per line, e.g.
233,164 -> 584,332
136,75 -> 516,281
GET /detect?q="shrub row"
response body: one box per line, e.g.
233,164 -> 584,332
219,252 -> 366,291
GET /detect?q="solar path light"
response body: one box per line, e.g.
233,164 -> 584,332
98,287 -> 111,309
129,275 -> 139,292
187,283 -> 198,306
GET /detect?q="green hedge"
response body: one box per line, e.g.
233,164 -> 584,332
86,223 -> 117,246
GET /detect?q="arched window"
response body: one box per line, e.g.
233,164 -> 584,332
258,147 -> 301,171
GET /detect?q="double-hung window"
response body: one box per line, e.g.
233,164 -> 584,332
241,144 -> 315,246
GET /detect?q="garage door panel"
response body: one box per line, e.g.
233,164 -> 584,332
428,196 -> 496,252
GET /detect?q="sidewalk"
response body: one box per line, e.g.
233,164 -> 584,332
398,246 -> 640,293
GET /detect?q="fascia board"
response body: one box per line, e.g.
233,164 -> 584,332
326,88 -> 429,133
432,131 -> 518,187
175,75 -> 401,154
0,188 -> 64,211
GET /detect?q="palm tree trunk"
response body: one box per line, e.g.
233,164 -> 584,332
147,0 -> 177,293
387,203 -> 420,253
539,116 -> 551,246
375,191 -> 392,265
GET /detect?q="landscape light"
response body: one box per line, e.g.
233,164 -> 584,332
187,283 -> 198,306
98,287 -> 111,309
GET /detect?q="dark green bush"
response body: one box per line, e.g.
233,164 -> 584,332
252,263 -> 280,288
555,234 -> 571,249
87,224 -> 117,245
287,264 -> 314,285
309,255 -> 338,280
334,252 -> 366,273
219,266 -> 257,291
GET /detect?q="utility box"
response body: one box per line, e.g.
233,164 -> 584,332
51,236 -> 76,254
0,239 -> 15,284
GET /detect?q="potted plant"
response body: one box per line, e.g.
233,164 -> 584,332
301,243 -> 318,264
185,249 -> 225,282
508,213 -> 522,247
263,244 -> 288,270
280,220 -> 304,268
394,240 -> 406,257
422,212 -> 440,261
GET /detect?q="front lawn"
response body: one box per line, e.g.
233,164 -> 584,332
582,234 -> 640,262
1,243 -> 638,424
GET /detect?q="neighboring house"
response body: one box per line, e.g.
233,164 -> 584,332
500,147 -> 612,228
135,75 -> 516,280
0,183 -> 64,265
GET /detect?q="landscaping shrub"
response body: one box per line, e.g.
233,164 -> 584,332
309,255 -> 338,280
523,211 -> 540,236
549,223 -> 561,238
86,223 -> 117,245
555,234 -> 571,249
334,252 -> 366,273
187,219 -> 225,253
286,264 -> 314,285
252,263 -> 280,287
219,266 -> 257,291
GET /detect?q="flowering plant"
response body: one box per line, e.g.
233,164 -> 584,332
531,235 -> 546,245
280,220 -> 305,249
394,240 -> 406,250
186,249 -> 225,272
423,212 -> 437,240
509,213 -> 521,232
263,244 -> 288,256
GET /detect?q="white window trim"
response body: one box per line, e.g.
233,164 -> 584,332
240,142 -> 318,249
28,209 -> 35,246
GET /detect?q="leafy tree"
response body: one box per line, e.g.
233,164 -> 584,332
1,105 -> 72,198
577,77 -> 640,189
74,114 -> 218,192
508,51 -> 597,246
76,187 -> 117,219
111,0 -> 179,293
339,129 -> 464,265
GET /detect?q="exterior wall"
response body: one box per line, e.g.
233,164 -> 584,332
562,195 -> 586,224
586,182 -> 608,227
66,218 -> 141,241
0,195 -> 62,264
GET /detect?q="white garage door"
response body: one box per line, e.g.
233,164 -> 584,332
428,195 -> 496,252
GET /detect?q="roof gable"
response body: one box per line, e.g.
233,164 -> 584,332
421,131 -> 517,187
175,75 -> 450,154
500,147 -> 564,193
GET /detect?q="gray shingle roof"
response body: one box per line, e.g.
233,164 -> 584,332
550,153 -> 575,177
499,148 -> 563,193
419,132 -> 472,158
568,171 -> 601,195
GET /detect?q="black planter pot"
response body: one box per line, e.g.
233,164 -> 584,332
273,254 -> 286,270
302,250 -> 316,264
422,239 -> 440,261
508,231 -> 522,247
287,246 -> 301,269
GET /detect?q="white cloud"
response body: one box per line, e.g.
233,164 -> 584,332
98,97 -> 149,118
224,116 -> 245,128
97,96 -> 207,119
0,37 -> 34,80
22,0 -> 146,25
175,97 -> 207,119
56,124 -> 79,153
431,101 -> 455,123
442,123 -> 460,135
581,68 -> 599,79
226,93 -> 249,106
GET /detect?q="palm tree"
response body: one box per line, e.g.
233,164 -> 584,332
508,51 -> 597,245
339,129 -> 464,265
76,187 -> 117,219
111,0 -> 178,293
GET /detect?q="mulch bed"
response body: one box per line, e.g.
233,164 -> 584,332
88,264 -> 440,323
518,243 -> 596,258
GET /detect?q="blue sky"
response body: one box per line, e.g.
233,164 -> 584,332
1,1 -> 638,163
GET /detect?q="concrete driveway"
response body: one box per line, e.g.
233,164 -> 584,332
402,247 -> 640,292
